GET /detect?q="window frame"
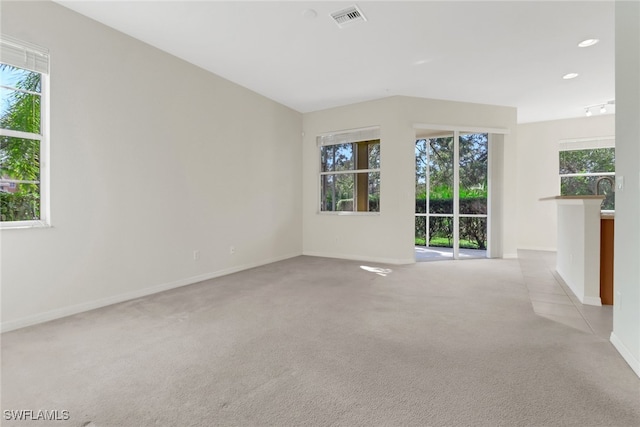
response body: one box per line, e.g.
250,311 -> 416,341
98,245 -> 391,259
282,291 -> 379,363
317,127 -> 381,215
0,36 -> 50,229
558,137 -> 615,212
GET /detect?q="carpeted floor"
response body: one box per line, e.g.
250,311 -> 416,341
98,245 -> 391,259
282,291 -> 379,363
2,254 -> 639,426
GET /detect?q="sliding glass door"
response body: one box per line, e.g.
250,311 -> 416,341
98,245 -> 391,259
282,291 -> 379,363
415,132 -> 488,260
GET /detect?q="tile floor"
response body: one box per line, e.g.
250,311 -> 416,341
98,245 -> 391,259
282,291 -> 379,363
415,247 -> 612,337
415,246 -> 487,261
517,249 -> 613,339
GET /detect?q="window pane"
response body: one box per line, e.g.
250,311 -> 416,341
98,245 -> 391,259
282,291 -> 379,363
320,146 -> 333,172
368,171 -> 380,212
368,142 -> 380,169
415,139 -> 427,213
321,173 -> 355,211
320,140 -> 380,213
459,133 -> 488,215
320,143 -> 353,172
561,175 -> 615,210
0,136 -> 40,182
459,217 -> 487,250
0,64 -> 41,93
415,216 -> 426,246
0,63 -> 44,224
429,216 -> 453,248
335,173 -> 354,210
559,148 -> 615,174
0,183 -> 40,221
1,64 -> 42,135
0,87 -> 41,134
321,174 -> 334,211
428,136 -> 453,214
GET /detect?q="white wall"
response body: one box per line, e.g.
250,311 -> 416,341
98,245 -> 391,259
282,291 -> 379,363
516,115 -> 615,251
0,1 -> 302,331
302,96 -> 517,264
399,97 -> 519,259
302,97 -> 409,264
611,0 -> 640,377
555,198 -> 603,306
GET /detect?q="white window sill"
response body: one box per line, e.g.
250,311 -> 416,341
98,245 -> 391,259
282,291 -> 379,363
318,211 -> 380,216
1,221 -> 52,230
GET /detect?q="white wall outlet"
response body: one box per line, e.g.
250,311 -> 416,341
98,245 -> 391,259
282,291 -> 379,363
229,246 -> 235,255
616,176 -> 624,191
193,250 -> 200,261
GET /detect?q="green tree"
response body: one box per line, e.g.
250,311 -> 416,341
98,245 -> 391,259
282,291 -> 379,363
559,148 -> 615,175
321,141 -> 380,212
459,133 -> 488,199
415,134 -> 488,249
0,63 -> 42,221
560,148 -> 615,210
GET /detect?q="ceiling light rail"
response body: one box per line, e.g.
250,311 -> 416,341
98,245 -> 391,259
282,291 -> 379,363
584,100 -> 615,117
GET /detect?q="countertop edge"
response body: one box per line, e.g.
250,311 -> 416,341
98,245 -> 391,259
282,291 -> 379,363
539,195 -> 606,201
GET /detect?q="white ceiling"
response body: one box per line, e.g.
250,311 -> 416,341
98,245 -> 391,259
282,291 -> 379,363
54,0 -> 616,123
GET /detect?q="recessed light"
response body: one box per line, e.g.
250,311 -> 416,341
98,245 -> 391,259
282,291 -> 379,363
302,9 -> 317,19
563,73 -> 579,80
413,59 -> 431,66
578,39 -> 599,47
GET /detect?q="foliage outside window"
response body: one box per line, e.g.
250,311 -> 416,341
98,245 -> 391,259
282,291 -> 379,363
415,134 -> 488,250
320,140 -> 380,212
559,147 -> 615,210
1,37 -> 49,226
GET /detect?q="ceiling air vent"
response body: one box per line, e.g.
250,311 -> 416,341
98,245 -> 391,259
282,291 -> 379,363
330,5 -> 367,28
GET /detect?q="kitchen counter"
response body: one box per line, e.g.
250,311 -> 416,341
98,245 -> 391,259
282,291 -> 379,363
541,195 -> 603,306
539,195 -> 606,201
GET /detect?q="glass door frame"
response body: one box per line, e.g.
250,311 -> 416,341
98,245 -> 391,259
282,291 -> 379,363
415,124 -> 509,260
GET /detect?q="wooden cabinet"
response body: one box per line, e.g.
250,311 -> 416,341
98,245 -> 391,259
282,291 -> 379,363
600,217 -> 614,305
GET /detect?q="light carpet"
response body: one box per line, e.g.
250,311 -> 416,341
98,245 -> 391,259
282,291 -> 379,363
2,255 -> 639,426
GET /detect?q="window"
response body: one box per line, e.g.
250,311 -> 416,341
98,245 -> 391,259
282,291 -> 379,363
318,127 -> 380,213
559,137 -> 615,211
1,36 -> 49,227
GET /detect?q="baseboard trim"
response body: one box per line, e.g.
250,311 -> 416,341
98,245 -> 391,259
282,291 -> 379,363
302,251 -> 415,265
582,296 -> 602,306
610,332 -> 640,378
517,246 -> 557,252
555,269 -> 602,307
1,252 -> 301,333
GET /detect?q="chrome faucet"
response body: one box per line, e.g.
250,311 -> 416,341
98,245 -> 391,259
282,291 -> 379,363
595,176 -> 615,195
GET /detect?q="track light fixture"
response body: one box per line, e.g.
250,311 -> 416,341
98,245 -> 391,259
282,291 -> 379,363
583,100 -> 615,117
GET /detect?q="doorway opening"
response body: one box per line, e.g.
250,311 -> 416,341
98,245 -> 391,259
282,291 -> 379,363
415,131 -> 488,261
